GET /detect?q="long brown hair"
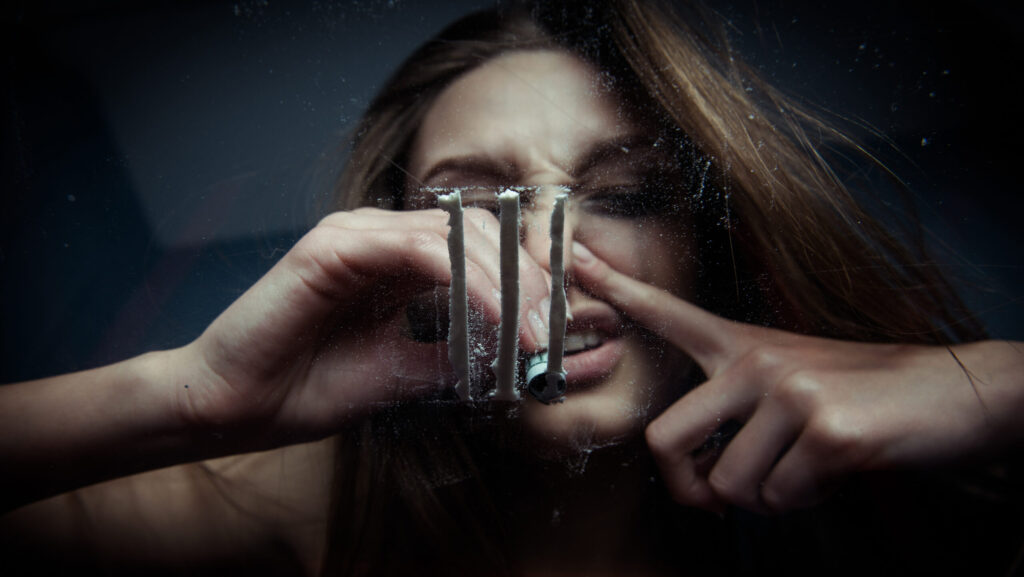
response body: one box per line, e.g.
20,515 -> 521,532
323,1 -> 991,574
335,0 -> 981,344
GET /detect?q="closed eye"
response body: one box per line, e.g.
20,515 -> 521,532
460,187 -> 502,216
578,182 -> 679,219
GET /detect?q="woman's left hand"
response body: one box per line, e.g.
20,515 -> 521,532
570,241 -> 1023,514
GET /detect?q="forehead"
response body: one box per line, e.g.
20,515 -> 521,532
408,50 -> 639,181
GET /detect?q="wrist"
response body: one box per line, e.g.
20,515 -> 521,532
159,343 -> 282,456
949,340 -> 1024,456
0,349 -> 223,510
128,347 -> 215,461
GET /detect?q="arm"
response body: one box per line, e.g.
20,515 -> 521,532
0,440 -> 334,575
0,349 -> 203,514
1,207 -> 554,566
571,240 -> 1024,513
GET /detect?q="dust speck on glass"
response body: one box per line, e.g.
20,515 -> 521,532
2,2 -> 1021,573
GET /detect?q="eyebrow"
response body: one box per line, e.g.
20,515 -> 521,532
420,156 -> 517,186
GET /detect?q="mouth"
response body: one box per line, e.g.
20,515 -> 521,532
563,329 -> 603,355
559,316 -> 627,390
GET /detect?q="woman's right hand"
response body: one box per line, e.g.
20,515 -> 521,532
176,207 -> 552,446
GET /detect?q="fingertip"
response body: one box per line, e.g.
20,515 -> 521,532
571,240 -> 595,265
569,240 -> 613,292
523,307 -> 549,352
644,415 -> 675,460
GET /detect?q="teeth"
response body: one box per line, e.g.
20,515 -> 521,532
563,330 -> 604,354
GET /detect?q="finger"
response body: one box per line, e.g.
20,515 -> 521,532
645,371 -> 760,511
650,447 -> 725,512
517,245 -> 554,352
462,207 -> 506,292
646,404 -> 725,512
210,227 -> 500,377
323,207 -> 515,330
324,207 -> 553,350
327,207 -> 508,293
324,207 -> 509,315
318,207 -> 448,231
759,417 -> 855,512
706,399 -> 801,513
462,206 -> 552,351
570,240 -> 736,376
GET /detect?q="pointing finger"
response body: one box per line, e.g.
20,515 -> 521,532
570,241 -> 736,376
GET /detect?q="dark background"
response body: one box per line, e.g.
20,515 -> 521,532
3,0 -> 1022,382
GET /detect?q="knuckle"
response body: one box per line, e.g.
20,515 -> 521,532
463,260 -> 490,292
707,469 -> 743,503
805,411 -> 864,460
405,229 -> 444,255
644,420 -> 677,461
518,258 -> 548,285
316,211 -> 349,228
741,346 -> 784,377
772,369 -> 823,411
298,225 -> 340,253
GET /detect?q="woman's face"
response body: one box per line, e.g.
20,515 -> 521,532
407,50 -> 694,451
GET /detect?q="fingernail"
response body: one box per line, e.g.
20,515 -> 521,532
543,294 -> 572,321
572,242 -> 594,264
528,308 -> 549,347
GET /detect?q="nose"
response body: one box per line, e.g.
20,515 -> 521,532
521,185 -> 574,276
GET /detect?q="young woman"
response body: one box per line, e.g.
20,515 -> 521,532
2,1 -> 1022,575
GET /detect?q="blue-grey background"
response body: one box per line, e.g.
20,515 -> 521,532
3,0 -> 1022,382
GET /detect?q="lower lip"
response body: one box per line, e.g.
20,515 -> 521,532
561,338 -> 626,388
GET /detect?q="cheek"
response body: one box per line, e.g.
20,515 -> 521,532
575,219 -> 693,297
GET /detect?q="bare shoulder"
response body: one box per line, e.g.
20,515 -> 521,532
0,437 -> 336,575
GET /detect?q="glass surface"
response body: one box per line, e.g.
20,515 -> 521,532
3,1 -> 1022,574
4,2 -> 1020,382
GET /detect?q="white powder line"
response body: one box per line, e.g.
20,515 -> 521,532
490,190 -> 521,401
438,191 -> 471,401
438,187 -> 568,403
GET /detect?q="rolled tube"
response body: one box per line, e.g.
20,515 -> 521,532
525,192 -> 569,404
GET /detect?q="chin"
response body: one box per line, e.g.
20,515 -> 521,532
517,336 -> 689,459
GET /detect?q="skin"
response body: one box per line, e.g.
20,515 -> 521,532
571,241 -> 1024,513
407,50 -> 693,448
2,47 -> 1023,575
405,50 -> 1024,517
